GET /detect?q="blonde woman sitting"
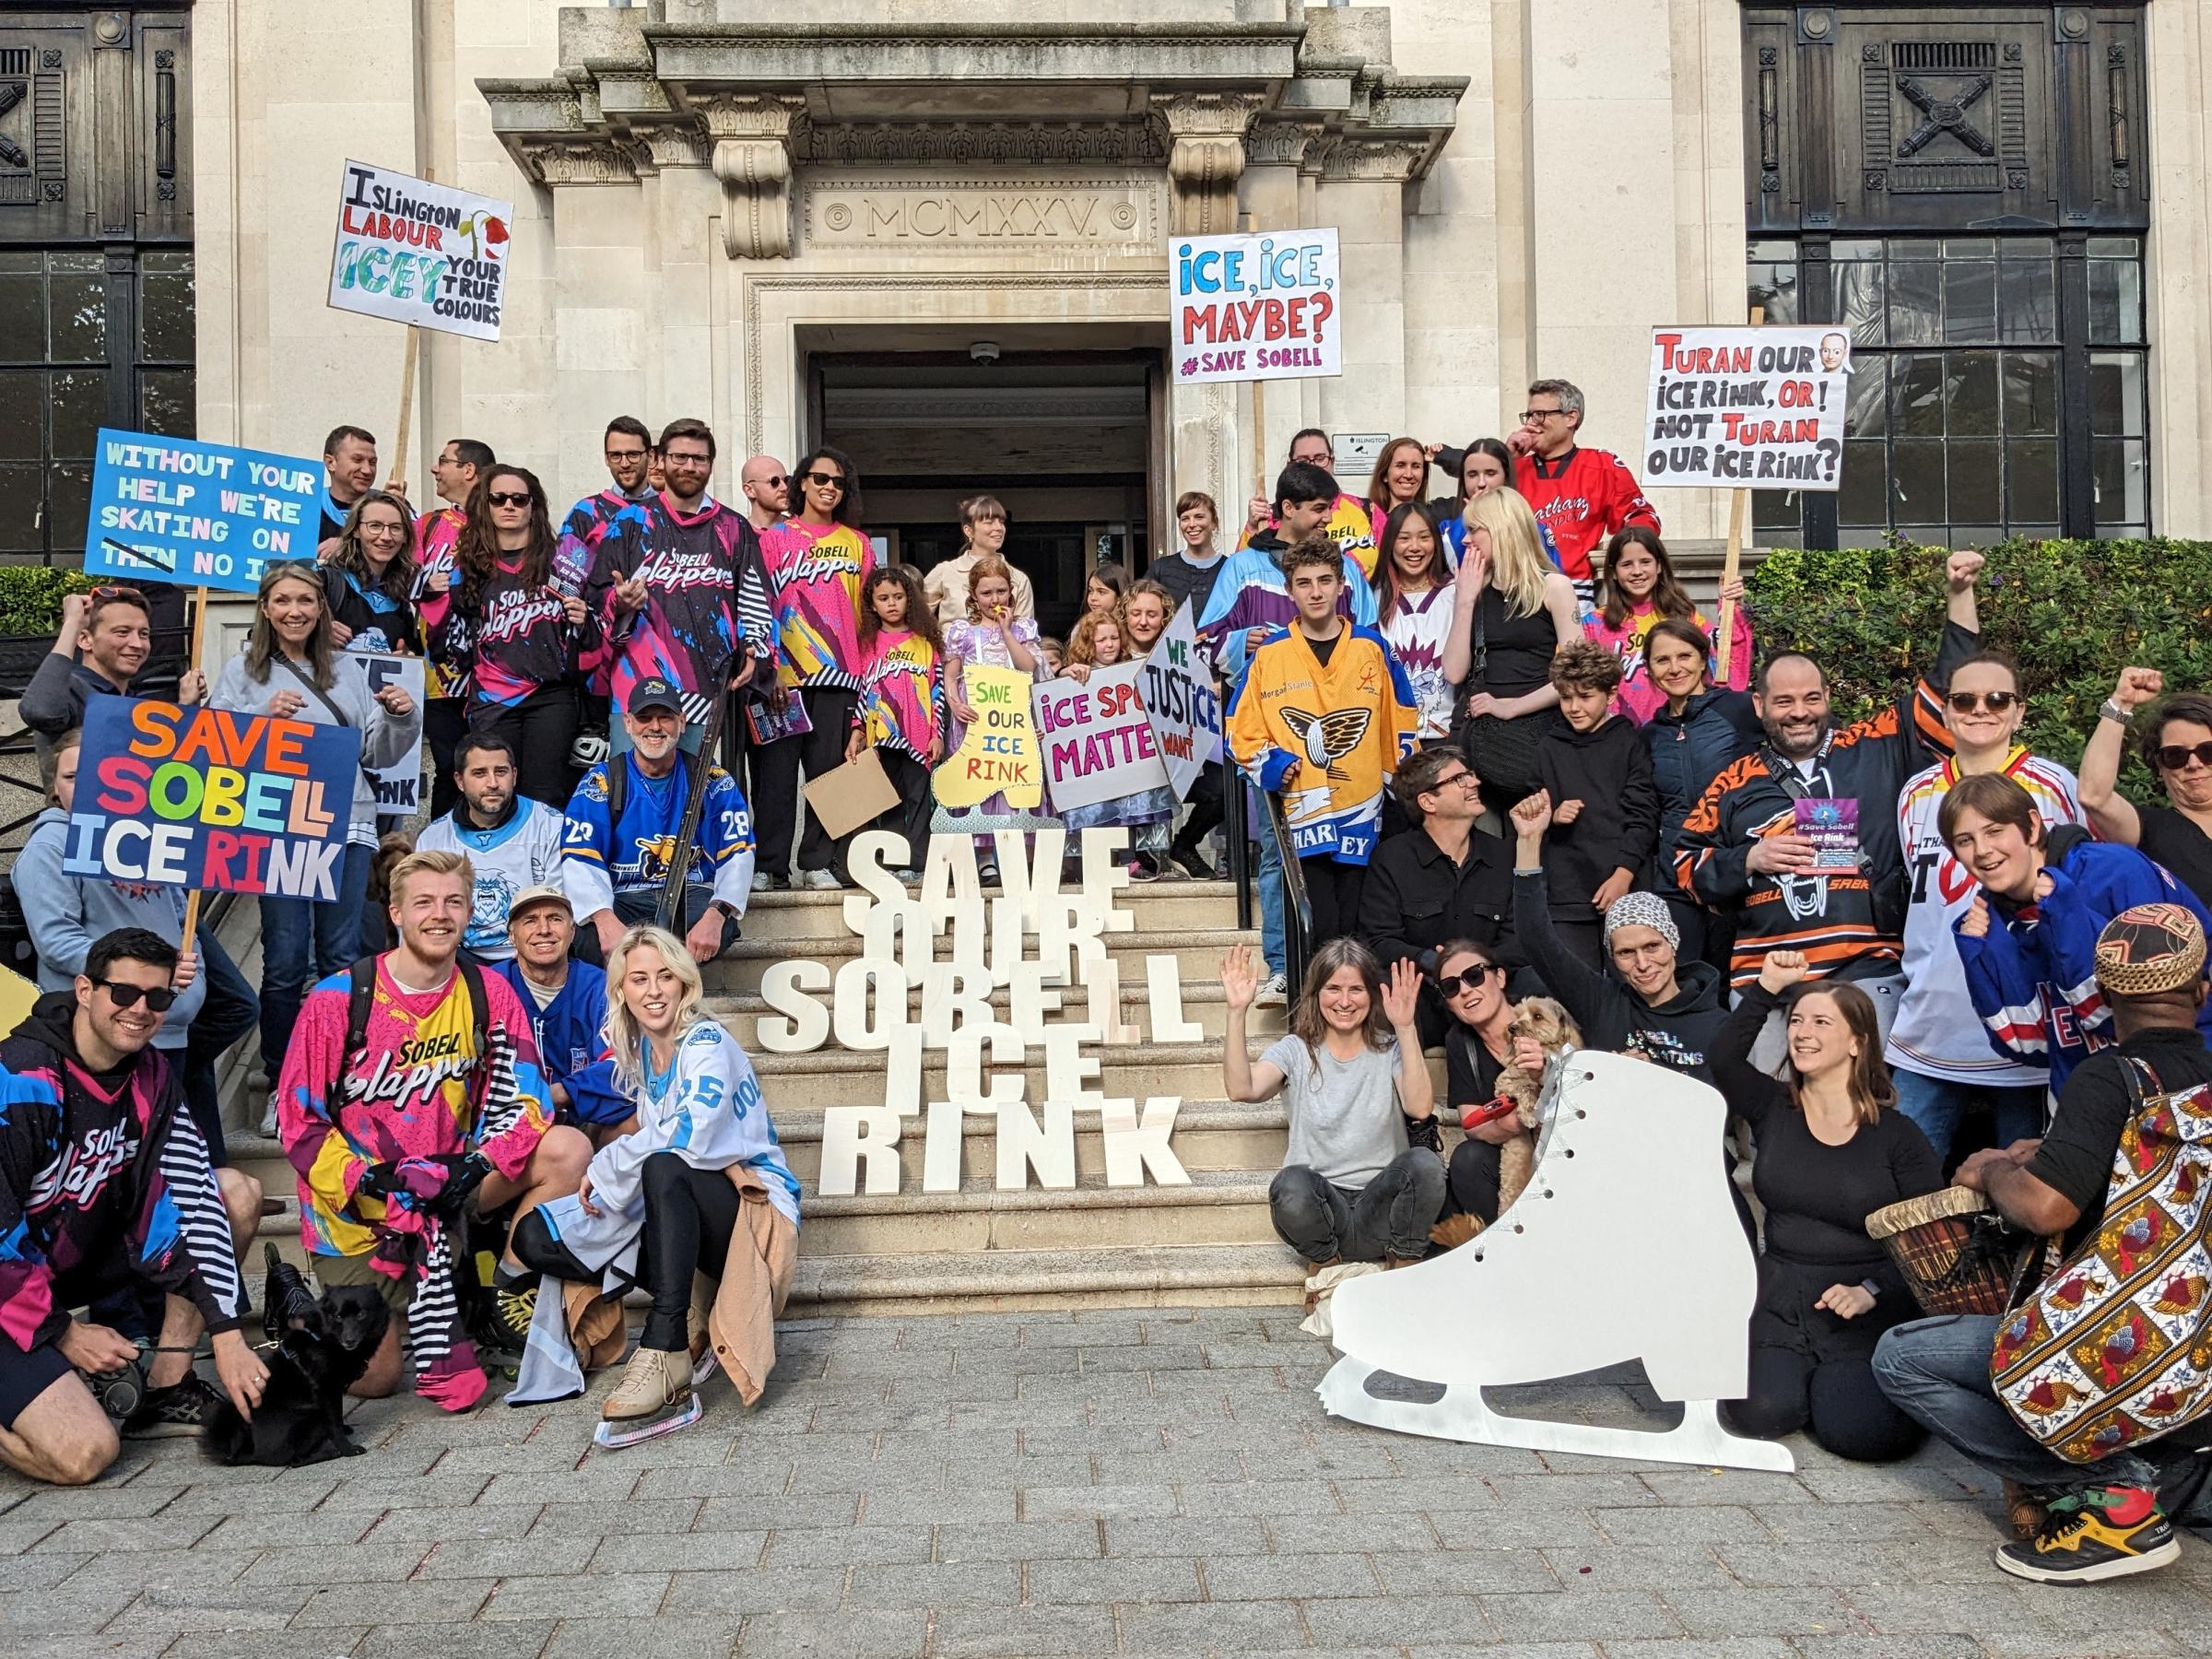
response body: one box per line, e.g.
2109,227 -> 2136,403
507,925 -> 801,1442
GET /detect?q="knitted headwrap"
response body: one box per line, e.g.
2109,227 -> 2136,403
1603,889 -> 1680,950
2094,902 -> 2207,996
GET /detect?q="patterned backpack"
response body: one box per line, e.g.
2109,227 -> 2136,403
1992,1058 -> 2212,1463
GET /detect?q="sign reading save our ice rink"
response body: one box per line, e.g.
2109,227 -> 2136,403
1642,325 -> 1852,490
63,699 -> 361,900
83,429 -> 322,594
1171,227 -> 1340,385
329,160 -> 512,342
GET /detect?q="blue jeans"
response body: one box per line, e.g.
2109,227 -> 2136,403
1871,1314 -> 2165,1496
1890,1070 -> 2047,1164
257,840 -> 373,1075
183,930 -> 260,1165
1255,821 -> 1285,977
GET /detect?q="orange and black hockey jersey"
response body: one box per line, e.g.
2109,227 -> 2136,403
1672,621 -> 1979,987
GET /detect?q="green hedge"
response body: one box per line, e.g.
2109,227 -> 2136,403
0,567 -> 99,638
1743,537 -> 2212,806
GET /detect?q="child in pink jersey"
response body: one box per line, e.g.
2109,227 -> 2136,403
845,566 -> 945,876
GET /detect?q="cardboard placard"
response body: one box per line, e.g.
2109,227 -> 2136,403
1643,324 -> 1851,490
1032,662 -> 1171,812
1171,227 -> 1341,385
1140,606 -> 1221,802
934,664 -> 1042,810
64,698 -> 360,900
83,429 -> 323,592
329,159 -> 512,341
353,652 -> 427,815
805,747 -> 900,841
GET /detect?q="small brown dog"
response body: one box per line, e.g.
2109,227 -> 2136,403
1491,997 -> 1583,1213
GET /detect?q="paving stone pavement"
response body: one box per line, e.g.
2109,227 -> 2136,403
5,1307 -> 2210,1657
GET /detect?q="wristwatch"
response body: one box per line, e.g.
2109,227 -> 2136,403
710,898 -> 741,923
2100,699 -> 2134,725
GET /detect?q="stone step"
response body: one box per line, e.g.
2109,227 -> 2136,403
702,926 -> 1258,997
785,1242 -> 1305,1316
740,877 -> 1243,943
801,1169 -> 1277,1257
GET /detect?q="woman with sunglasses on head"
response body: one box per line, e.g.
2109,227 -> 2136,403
1582,527 -> 1751,724
212,564 -> 419,1087
320,489 -> 420,656
421,465 -> 605,809
2079,669 -> 2212,915
1888,653 -> 2085,1162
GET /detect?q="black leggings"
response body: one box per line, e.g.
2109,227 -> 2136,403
470,684 -> 580,809
1172,761 -> 1224,855
1727,1347 -> 1924,1464
512,1152 -> 738,1352
1300,855 -> 1366,948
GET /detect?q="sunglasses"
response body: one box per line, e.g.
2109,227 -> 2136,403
1946,689 -> 2020,715
758,474 -> 789,489
88,583 -> 146,602
91,978 -> 180,1013
487,490 -> 534,508
802,470 -> 847,489
1435,963 -> 1502,996
2157,741 -> 2212,771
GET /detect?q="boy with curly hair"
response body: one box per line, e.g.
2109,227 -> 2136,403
1532,640 -> 1659,969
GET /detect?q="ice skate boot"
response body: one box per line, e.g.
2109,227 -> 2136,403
1318,1050 -> 1793,1473
594,1344 -> 700,1450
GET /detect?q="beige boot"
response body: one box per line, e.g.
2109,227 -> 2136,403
688,1273 -> 715,1366
603,1343 -> 691,1423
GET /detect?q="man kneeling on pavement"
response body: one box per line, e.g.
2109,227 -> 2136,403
276,849 -> 590,1409
1874,902 -> 2212,1584
0,928 -> 265,1485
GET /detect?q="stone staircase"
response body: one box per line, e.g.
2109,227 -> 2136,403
230,876 -> 1316,1315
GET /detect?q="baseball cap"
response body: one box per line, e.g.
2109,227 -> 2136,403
508,884 -> 573,924
627,676 -> 683,716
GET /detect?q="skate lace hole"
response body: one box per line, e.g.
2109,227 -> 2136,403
1563,1148 -> 1575,1158
1512,1224 -> 1524,1233
1472,1252 -> 1484,1263
1574,1109 -> 1587,1119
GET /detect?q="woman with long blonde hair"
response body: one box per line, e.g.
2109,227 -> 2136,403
509,925 -> 799,1444
1439,487 -> 1579,805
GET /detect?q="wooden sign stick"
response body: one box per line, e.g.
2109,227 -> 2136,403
1713,303 -> 1764,685
177,585 -> 212,955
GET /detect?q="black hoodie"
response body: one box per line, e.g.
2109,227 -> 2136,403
0,993 -> 241,1349
1512,873 -> 1729,1081
1534,712 -> 1659,920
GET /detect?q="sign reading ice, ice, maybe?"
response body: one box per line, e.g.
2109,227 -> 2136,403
1171,227 -> 1342,385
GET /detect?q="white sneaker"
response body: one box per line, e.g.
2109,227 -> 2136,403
1255,972 -> 1288,1006
750,869 -> 787,893
258,1100 -> 278,1139
799,868 -> 841,891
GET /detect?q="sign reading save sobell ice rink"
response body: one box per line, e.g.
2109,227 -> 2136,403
1641,324 -> 1852,490
329,159 -> 512,341
1170,227 -> 1341,385
82,429 -> 323,594
63,699 -> 361,901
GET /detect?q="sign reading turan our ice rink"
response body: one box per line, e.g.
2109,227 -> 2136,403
759,830 -> 1197,1197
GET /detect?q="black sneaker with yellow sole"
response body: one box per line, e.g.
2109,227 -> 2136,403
1994,1485 -> 2180,1584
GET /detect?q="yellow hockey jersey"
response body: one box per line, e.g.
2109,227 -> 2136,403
1227,623 -> 1418,865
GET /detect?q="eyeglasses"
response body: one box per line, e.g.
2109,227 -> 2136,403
662,452 -> 713,470
1518,408 -> 1567,423
91,978 -> 180,1013
359,522 -> 407,539
1427,769 -> 1482,794
1435,963 -> 1502,997
487,490 -> 534,508
2157,741 -> 2212,771
802,470 -> 847,489
1946,690 -> 2021,715
604,448 -> 649,463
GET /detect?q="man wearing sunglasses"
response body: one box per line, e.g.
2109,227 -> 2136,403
0,927 -> 265,1484
739,455 -> 790,535
1889,653 -> 2088,1160
2079,668 -> 2212,918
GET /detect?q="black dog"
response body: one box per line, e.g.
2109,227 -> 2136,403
203,1259 -> 390,1467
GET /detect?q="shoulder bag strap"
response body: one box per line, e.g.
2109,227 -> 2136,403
274,653 -> 355,730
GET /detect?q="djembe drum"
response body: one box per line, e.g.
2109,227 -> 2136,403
1864,1186 -> 2037,1317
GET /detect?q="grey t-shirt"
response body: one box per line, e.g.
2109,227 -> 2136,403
1263,1033 -> 1409,1190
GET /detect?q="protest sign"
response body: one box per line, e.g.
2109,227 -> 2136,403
1642,324 -> 1850,491
83,429 -> 322,593
1141,606 -> 1221,803
354,653 -> 427,815
63,699 -> 360,901
934,664 -> 1042,810
1171,227 -> 1341,385
1033,663 -> 1170,814
329,160 -> 512,342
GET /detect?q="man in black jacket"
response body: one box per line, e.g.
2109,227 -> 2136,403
1874,905 -> 2212,1584
1358,747 -> 1516,1035
0,929 -> 265,1485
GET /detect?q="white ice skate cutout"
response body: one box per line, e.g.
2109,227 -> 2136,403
1318,1050 -> 1794,1473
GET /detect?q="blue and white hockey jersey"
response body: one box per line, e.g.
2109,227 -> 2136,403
415,796 -> 565,960
559,753 -> 756,923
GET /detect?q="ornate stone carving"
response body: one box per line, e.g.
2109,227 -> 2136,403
513,138 -> 636,187
800,176 -> 1161,253
641,126 -> 708,171
1246,121 -> 1317,170
698,94 -> 805,260
1322,139 -> 1428,183
1152,92 -> 1265,236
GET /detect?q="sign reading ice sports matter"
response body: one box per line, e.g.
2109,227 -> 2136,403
83,429 -> 322,593
1642,324 -> 1851,491
1171,228 -> 1341,385
329,159 -> 512,341
63,698 -> 360,901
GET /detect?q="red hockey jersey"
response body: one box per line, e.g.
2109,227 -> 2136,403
1515,446 -> 1659,583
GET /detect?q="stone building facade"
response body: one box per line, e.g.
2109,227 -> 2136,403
5,3 -> 2209,598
